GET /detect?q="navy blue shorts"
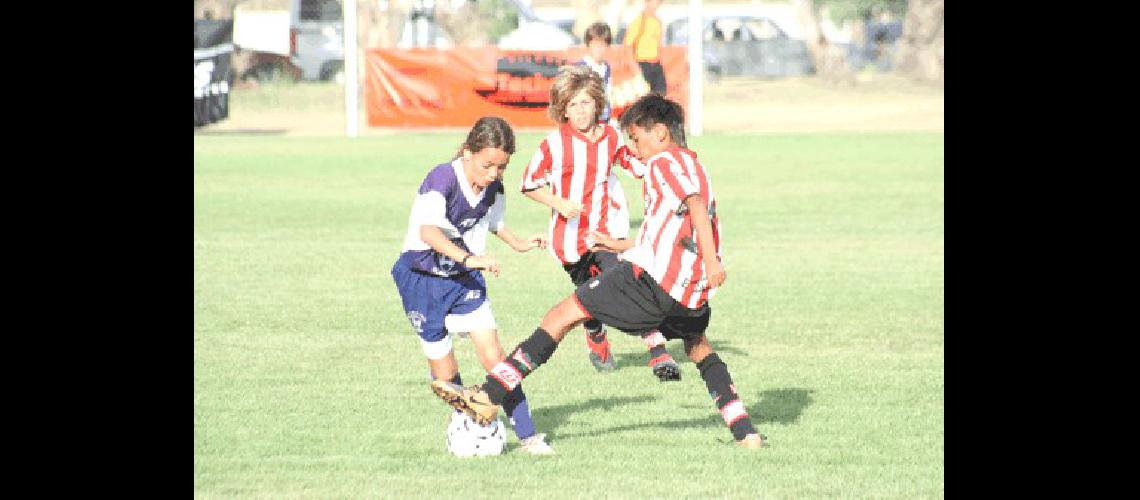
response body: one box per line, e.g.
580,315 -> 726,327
391,260 -> 489,343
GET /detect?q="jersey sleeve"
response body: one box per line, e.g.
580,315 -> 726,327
614,133 -> 648,179
409,190 -> 449,230
485,184 -> 506,232
652,156 -> 698,202
520,139 -> 553,192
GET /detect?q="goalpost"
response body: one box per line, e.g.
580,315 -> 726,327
344,0 -> 359,137
688,0 -> 702,136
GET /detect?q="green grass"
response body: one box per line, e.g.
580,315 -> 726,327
230,80 -> 346,112
194,131 -> 944,498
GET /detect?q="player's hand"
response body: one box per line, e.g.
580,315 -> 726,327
705,260 -> 726,288
587,230 -> 631,253
467,255 -> 501,277
557,199 -> 583,219
514,234 -> 548,252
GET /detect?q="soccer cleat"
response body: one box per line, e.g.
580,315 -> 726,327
431,380 -> 500,426
585,332 -> 616,371
737,433 -> 767,449
649,354 -> 682,382
517,433 -> 556,455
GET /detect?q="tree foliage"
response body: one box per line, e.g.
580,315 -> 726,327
816,0 -> 907,23
478,0 -> 520,42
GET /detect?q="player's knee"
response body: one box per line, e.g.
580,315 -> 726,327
427,354 -> 459,381
540,297 -> 588,341
467,329 -> 506,370
421,335 -> 455,361
683,336 -> 713,363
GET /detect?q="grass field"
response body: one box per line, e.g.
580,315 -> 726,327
194,130 -> 944,498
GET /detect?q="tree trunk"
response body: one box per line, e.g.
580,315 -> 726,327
791,0 -> 825,72
792,0 -> 855,83
894,0 -> 944,84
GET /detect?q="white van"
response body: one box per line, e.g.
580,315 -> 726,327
290,0 -> 345,82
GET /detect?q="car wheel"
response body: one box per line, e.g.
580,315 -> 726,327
242,61 -> 295,83
320,60 -> 345,83
705,66 -> 722,83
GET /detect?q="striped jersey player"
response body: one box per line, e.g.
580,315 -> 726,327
619,139 -> 721,309
518,64 -> 681,381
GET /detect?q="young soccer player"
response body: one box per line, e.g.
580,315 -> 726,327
579,22 -> 614,124
433,95 -> 766,449
519,64 -> 682,381
624,0 -> 667,95
391,116 -> 555,455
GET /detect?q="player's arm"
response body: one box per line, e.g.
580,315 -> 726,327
519,140 -> 583,218
486,188 -> 546,254
614,144 -> 648,179
419,225 -> 501,276
587,230 -> 635,253
522,188 -> 583,219
682,194 -> 725,288
493,225 -> 548,253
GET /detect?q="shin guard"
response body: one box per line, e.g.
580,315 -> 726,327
697,353 -> 758,440
484,328 -> 559,404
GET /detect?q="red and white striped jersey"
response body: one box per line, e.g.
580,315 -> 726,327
621,145 -> 722,309
520,122 -> 644,264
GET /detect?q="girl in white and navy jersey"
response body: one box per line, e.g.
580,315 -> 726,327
391,116 -> 555,455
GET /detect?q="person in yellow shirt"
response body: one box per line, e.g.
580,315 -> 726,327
623,0 -> 667,95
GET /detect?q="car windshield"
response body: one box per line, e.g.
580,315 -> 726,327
300,0 -> 341,21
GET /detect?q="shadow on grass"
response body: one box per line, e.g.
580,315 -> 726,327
708,340 -> 749,357
602,336 -> 749,371
752,388 -> 814,425
532,395 -> 657,433
539,388 -> 814,441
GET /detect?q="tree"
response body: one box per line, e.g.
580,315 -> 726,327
893,0 -> 943,84
816,0 -> 907,25
794,0 -> 941,84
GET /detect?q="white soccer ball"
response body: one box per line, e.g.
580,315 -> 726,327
445,412 -> 506,457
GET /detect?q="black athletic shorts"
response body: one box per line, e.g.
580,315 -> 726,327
638,61 -> 667,95
574,260 -> 711,339
562,251 -> 621,287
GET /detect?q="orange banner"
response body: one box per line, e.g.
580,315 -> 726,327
365,47 -> 688,128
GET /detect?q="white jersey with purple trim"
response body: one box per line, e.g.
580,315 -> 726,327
399,158 -> 505,277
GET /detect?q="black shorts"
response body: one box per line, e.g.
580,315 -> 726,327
562,251 -> 621,287
638,61 -> 667,95
574,260 -> 711,339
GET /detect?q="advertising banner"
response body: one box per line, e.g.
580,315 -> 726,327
365,46 -> 688,128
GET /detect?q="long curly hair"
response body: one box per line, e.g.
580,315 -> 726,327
547,65 -> 606,124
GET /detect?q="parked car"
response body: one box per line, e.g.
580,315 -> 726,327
290,0 -> 345,82
663,16 -> 814,78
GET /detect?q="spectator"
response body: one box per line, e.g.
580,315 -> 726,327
623,0 -> 667,95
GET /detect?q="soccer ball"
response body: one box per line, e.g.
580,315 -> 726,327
445,412 -> 506,457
